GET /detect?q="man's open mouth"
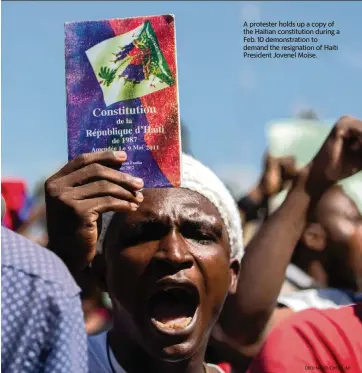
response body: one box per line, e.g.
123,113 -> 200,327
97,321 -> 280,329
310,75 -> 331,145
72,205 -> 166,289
147,282 -> 200,333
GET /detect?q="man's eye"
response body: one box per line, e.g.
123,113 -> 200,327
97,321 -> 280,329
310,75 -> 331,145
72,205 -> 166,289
185,230 -> 216,245
121,222 -> 167,247
181,222 -> 218,245
195,237 -> 214,245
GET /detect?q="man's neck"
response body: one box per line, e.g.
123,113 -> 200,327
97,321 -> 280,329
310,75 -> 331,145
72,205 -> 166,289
109,327 -> 208,373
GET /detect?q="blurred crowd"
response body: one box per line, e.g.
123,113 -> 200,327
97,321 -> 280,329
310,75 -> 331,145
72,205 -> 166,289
1,115 -> 362,373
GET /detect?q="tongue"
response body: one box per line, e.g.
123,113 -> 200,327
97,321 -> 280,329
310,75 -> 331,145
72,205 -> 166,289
154,317 -> 192,330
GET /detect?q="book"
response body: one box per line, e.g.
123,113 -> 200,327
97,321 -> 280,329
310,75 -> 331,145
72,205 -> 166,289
65,15 -> 181,188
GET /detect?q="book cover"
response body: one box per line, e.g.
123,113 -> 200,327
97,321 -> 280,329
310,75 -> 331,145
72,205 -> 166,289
65,15 -> 181,188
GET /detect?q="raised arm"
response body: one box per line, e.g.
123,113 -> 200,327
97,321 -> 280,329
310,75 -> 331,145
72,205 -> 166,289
237,154 -> 296,225
217,116 -> 362,351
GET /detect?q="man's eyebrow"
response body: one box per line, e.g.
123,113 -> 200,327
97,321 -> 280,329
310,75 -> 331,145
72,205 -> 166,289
117,216 -> 170,247
178,209 -> 224,237
181,219 -> 224,239
124,207 -> 223,232
126,215 -> 167,230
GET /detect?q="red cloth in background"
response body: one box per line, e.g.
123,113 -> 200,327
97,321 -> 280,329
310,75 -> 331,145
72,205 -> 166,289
1,178 -> 31,230
217,362 -> 232,373
248,304 -> 362,373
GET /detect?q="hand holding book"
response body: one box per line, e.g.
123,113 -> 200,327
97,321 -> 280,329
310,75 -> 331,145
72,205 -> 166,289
45,150 -> 144,272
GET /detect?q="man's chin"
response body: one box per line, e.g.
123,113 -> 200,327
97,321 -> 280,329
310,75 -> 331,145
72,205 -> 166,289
150,340 -> 199,363
138,326 -> 202,363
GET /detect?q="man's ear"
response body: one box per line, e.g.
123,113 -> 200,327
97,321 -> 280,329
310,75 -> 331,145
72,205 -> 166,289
228,258 -> 240,295
302,223 -> 327,252
90,254 -> 108,292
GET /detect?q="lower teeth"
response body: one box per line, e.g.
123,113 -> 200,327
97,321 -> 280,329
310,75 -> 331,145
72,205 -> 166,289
153,317 -> 192,330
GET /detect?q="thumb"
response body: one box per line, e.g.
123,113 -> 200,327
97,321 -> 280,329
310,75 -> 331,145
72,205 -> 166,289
326,127 -> 345,180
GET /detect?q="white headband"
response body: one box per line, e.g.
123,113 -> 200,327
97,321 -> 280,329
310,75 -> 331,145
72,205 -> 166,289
96,154 -> 244,262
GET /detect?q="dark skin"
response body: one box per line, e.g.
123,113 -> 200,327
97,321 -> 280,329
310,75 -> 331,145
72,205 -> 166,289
237,155 -> 297,248
240,160 -> 362,291
45,116 -> 362,370
46,159 -> 239,373
211,116 -> 362,363
100,189 -> 239,373
209,187 -> 362,367
45,151 -> 144,273
240,157 -> 362,292
238,154 -> 297,225
293,185 -> 362,291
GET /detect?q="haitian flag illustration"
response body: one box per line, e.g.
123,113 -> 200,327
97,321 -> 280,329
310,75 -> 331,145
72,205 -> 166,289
65,15 -> 181,188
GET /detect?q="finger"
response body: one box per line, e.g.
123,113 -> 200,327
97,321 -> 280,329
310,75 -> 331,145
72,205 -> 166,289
327,126 -> 345,178
78,196 -> 140,215
65,180 -> 144,203
280,157 -> 298,180
57,163 -> 144,191
348,157 -> 362,176
338,115 -> 362,132
264,155 -> 279,170
52,151 -> 127,179
346,126 -> 362,152
279,155 -> 296,164
349,137 -> 362,153
279,156 -> 296,170
262,151 -> 277,167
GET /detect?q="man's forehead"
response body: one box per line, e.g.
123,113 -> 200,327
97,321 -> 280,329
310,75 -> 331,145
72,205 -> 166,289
104,187 -> 232,254
128,188 -> 223,224
144,188 -> 218,209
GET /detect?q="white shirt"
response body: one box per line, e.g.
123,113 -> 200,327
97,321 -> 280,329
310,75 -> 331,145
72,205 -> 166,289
88,331 -> 224,373
278,288 -> 357,312
279,264 -> 319,296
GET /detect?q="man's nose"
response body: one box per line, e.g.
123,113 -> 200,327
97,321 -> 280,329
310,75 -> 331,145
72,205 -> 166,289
155,230 -> 193,270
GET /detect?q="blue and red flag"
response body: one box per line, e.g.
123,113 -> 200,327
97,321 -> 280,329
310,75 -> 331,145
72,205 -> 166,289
1,178 -> 34,231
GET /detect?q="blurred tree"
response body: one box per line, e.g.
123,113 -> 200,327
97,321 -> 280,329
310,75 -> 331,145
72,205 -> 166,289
296,109 -> 319,120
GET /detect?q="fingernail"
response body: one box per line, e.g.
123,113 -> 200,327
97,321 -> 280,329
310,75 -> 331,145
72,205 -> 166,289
134,177 -> 144,188
135,192 -> 144,203
130,203 -> 139,211
114,151 -> 127,159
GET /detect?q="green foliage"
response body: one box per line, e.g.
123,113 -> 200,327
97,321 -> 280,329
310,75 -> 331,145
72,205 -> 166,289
98,66 -> 116,86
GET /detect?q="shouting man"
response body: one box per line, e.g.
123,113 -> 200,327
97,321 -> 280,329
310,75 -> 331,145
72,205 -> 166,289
45,115 -> 362,373
45,153 -> 244,373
